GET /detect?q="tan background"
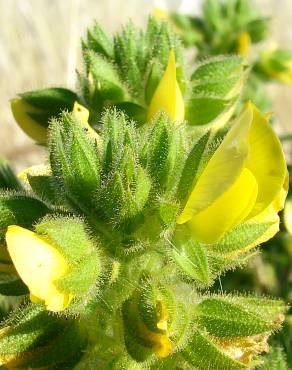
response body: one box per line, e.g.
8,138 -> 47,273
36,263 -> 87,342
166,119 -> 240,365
0,0 -> 292,172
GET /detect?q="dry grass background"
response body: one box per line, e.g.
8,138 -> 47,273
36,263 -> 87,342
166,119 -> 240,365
0,0 -> 291,172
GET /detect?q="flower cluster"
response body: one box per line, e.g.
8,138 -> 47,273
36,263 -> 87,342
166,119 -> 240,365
0,17 -> 288,369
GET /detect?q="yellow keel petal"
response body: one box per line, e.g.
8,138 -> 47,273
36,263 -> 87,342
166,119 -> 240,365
187,168 -> 258,244
6,226 -> 70,312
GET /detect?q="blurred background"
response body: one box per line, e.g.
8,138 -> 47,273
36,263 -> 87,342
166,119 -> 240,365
1,0 -> 292,172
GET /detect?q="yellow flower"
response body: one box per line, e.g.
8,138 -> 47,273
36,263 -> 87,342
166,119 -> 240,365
10,99 -> 47,144
6,226 -> 72,312
148,50 -> 185,122
259,48 -> 292,84
236,32 -> 251,56
177,102 -> 287,244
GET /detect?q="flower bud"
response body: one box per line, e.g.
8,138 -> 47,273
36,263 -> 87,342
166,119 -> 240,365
5,217 -> 101,313
256,48 -> 292,84
11,88 -> 78,143
148,50 -> 185,122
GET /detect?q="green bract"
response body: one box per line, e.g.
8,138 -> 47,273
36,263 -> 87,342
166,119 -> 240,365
0,17 -> 289,369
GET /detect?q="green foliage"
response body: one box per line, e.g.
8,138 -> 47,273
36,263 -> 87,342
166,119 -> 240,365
171,0 -> 270,56
1,16 -> 289,370
49,112 -> 101,212
0,304 -> 87,369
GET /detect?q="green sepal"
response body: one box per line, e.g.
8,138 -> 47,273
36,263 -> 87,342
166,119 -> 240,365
57,251 -> 100,296
187,56 -> 243,126
49,112 -> 100,213
35,216 -> 96,262
186,97 -> 235,126
0,159 -> 22,191
145,113 -> 184,191
159,197 -> 180,227
27,174 -> 57,203
85,51 -> 126,102
82,21 -> 114,59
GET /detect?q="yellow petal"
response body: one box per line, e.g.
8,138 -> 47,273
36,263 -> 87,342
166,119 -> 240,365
178,103 -> 253,224
148,50 -> 185,122
187,168 -> 258,244
73,101 -> 102,144
17,164 -> 51,184
10,99 -> 47,144
73,101 -> 89,124
245,103 -> 287,217
6,226 -> 71,312
237,32 -> 251,56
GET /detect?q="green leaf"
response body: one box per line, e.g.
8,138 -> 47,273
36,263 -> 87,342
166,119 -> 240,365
211,222 -> 273,254
196,296 -> 283,337
183,327 -> 247,370
186,97 -> 231,126
0,192 -> 50,241
191,57 -> 243,82
171,231 -> 211,286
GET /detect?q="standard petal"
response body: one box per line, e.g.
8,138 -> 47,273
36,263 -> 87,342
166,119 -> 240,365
6,226 -> 69,311
178,103 -> 253,224
148,50 -> 185,122
246,103 -> 287,217
186,168 -> 258,244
